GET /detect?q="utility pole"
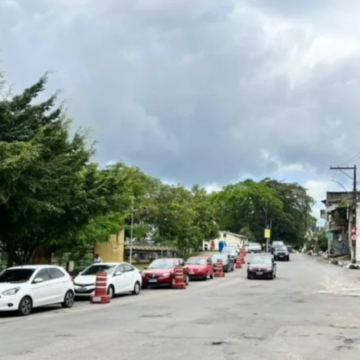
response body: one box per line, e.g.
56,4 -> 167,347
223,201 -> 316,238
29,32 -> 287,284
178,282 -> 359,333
330,166 -> 357,263
129,196 -> 134,264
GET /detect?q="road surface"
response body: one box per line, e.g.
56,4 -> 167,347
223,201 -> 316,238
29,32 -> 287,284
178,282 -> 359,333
1,254 -> 360,359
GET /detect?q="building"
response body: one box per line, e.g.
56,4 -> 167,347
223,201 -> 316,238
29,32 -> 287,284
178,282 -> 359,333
202,231 -> 248,251
321,191 -> 360,257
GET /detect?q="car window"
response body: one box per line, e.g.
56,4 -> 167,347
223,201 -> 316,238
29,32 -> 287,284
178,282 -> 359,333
0,268 -> 35,283
36,268 -> 51,281
82,264 -> 116,275
48,268 -> 65,279
123,264 -> 134,272
115,265 -> 126,273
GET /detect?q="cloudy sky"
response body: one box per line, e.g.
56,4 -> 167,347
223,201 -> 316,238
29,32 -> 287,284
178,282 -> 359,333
1,0 -> 360,220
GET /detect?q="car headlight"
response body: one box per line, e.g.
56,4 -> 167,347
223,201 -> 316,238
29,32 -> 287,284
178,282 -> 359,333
161,273 -> 170,277
266,267 -> 272,271
249,267 -> 255,270
2,287 -> 20,296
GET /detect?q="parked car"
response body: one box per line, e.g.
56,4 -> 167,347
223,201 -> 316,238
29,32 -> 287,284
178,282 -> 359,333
0,265 -> 75,316
186,256 -> 214,280
271,240 -> 285,254
286,245 -> 293,253
247,255 -> 276,280
211,253 -> 234,272
221,246 -> 238,260
248,242 -> 262,253
73,262 -> 142,298
274,245 -> 290,261
141,258 -> 189,288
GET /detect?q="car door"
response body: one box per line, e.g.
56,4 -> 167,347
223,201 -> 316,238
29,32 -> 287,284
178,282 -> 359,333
123,264 -> 136,291
112,264 -> 127,294
48,267 -> 68,303
30,268 -> 53,307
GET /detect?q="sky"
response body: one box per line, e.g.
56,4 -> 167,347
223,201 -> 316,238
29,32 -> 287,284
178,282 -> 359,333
1,0 -> 360,223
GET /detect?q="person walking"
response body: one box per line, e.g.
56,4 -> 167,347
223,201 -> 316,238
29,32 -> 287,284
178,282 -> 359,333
94,253 -> 103,263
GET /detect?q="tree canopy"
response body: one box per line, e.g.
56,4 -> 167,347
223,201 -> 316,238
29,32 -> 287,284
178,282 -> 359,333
0,73 -> 316,264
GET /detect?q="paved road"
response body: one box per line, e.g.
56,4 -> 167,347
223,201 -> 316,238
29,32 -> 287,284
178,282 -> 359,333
2,254 -> 360,359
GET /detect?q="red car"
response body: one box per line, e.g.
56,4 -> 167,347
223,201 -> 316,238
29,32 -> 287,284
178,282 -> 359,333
186,256 -> 214,280
141,258 -> 189,288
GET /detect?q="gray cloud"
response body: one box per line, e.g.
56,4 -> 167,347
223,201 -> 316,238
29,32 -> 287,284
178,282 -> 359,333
1,0 -> 360,186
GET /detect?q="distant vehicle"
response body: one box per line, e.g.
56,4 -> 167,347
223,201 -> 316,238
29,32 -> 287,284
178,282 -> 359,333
0,265 -> 75,316
271,240 -> 285,253
141,258 -> 189,288
222,246 -> 238,260
211,253 -> 235,273
286,245 -> 293,253
247,256 -> 276,280
274,245 -> 290,261
248,242 -> 262,253
186,256 -> 214,280
228,243 -> 241,252
74,262 -> 142,298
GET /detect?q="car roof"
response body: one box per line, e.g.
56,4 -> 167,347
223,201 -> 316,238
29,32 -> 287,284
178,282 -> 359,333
8,265 -> 64,270
152,258 -> 180,261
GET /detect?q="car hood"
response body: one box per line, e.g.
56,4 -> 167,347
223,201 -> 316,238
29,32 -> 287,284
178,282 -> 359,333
73,275 -> 97,285
143,269 -> 174,275
249,264 -> 271,269
0,283 -> 25,292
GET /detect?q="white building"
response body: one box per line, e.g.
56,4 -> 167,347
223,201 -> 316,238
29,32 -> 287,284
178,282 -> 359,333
202,231 -> 248,251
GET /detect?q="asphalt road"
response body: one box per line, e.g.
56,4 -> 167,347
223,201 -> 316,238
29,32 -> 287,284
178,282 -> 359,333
1,254 -> 360,359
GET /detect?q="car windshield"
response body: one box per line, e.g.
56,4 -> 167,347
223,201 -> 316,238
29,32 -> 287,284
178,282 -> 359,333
223,247 -> 236,252
251,257 -> 272,265
187,258 -> 206,265
82,265 -> 116,275
148,259 -> 176,269
212,255 -> 227,261
276,246 -> 287,251
0,268 -> 35,283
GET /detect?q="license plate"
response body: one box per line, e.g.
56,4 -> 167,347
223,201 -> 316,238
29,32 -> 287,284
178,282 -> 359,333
92,296 -> 101,302
77,287 -> 87,292
256,272 -> 262,275
279,255 -> 284,257
149,279 -> 157,283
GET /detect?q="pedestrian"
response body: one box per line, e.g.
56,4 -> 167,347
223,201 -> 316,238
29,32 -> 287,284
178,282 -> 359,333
94,253 -> 102,263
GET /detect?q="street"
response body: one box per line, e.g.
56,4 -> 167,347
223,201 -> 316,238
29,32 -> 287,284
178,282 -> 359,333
1,254 -> 360,359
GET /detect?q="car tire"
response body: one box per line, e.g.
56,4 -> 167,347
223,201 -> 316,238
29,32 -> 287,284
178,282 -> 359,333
287,257 -> 290,261
132,281 -> 141,295
62,290 -> 75,308
270,272 -> 275,280
107,285 -> 115,298
18,296 -> 32,316
247,274 -> 252,280
210,273 -> 214,279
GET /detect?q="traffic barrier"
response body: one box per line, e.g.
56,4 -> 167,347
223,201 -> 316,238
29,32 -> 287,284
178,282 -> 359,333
214,259 -> 225,277
172,266 -> 186,289
236,255 -> 243,269
90,271 -> 111,304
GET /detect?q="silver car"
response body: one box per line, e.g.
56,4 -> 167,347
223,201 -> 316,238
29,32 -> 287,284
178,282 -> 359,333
221,246 -> 238,261
274,245 -> 290,261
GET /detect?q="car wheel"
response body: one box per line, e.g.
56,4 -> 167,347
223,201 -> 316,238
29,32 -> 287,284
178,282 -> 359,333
210,272 -> 214,279
287,257 -> 290,261
247,274 -> 252,280
132,281 -> 141,295
270,272 -> 275,280
18,296 -> 32,316
107,285 -> 115,298
62,290 -> 75,308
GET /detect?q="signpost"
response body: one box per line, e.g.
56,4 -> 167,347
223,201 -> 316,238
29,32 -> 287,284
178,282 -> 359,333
264,228 -> 271,252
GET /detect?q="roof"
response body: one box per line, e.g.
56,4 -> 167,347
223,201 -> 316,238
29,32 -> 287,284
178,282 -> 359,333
220,231 -> 248,238
8,265 -> 62,270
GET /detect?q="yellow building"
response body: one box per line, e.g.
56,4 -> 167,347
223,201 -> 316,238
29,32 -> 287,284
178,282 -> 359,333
94,229 -> 125,262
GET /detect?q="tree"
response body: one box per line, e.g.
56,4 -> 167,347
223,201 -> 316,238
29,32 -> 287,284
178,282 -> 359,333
0,75 -> 126,264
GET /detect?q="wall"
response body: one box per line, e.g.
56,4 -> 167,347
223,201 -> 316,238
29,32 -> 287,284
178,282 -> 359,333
94,229 -> 125,262
202,231 -> 247,251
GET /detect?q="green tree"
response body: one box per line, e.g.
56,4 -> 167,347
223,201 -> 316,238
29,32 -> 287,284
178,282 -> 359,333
0,75 -> 126,264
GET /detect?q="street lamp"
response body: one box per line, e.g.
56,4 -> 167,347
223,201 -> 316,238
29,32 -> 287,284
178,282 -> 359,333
129,196 -> 134,264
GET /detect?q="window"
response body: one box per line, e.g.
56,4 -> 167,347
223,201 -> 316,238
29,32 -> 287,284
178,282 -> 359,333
0,269 -> 35,283
82,265 -> 116,275
115,265 -> 126,274
36,269 -> 51,281
123,264 -> 134,272
48,268 -> 65,279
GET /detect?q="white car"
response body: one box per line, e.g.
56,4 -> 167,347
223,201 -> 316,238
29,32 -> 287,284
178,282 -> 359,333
0,265 -> 75,316
73,262 -> 142,298
248,243 -> 262,253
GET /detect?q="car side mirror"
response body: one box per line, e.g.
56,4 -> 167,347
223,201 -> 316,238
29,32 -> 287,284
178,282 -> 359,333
114,271 -> 123,276
33,277 -> 44,284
